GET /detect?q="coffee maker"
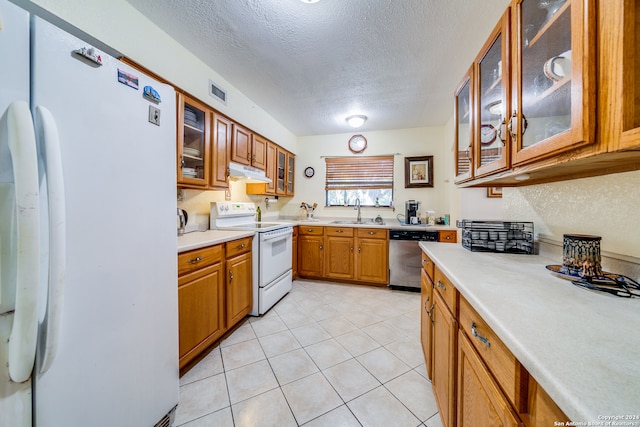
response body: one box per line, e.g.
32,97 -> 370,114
405,200 -> 421,224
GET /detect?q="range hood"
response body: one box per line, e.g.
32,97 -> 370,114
227,161 -> 272,183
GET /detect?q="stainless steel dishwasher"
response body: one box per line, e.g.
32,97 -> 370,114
388,229 -> 439,291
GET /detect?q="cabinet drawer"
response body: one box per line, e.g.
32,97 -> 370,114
226,236 -> 253,258
439,230 -> 457,243
421,251 -> 435,281
178,244 -> 224,277
433,265 -> 457,315
299,226 -> 324,236
459,296 -> 523,409
326,226 -> 354,237
356,228 -> 388,239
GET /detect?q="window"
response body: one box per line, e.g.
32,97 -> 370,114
325,156 -> 394,207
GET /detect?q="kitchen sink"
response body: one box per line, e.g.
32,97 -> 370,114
331,220 -> 386,226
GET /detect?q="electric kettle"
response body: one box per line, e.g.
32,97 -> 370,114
177,208 -> 188,236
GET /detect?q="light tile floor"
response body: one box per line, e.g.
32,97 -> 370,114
175,279 -> 443,427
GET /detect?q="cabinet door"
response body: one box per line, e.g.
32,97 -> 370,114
510,0 -> 595,165
226,251 -> 252,328
475,9 -> 510,178
454,66 -> 474,184
276,148 -> 287,195
177,93 -> 210,187
298,235 -> 324,277
292,227 -> 298,278
178,263 -> 224,368
231,123 -> 252,166
252,134 -> 267,170
325,236 -> 355,279
211,113 -> 232,188
356,237 -> 388,284
265,141 -> 277,194
432,292 -> 457,427
421,268 -> 434,379
457,332 -> 520,427
287,153 -> 295,195
610,0 -> 640,150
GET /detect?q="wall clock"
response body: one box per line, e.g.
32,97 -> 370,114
348,134 -> 367,153
480,124 -> 497,145
304,166 -> 315,178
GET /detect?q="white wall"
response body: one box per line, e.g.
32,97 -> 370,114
504,170 -> 640,257
280,127 -> 451,223
17,0 -> 297,152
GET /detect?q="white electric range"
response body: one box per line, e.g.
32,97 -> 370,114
210,202 -> 294,315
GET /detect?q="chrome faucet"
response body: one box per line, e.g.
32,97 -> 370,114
354,198 -> 361,223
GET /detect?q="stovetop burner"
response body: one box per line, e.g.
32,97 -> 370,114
571,274 -> 640,298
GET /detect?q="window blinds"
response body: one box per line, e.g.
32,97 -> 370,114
325,156 -> 394,190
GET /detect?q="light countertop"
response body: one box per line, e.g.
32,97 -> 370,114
419,242 -> 640,423
290,217 -> 455,231
178,230 -> 255,253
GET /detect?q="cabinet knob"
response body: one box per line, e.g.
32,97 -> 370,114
368,231 -> 375,235
237,243 -> 245,249
337,229 -> 343,233
319,245 -> 323,250
188,256 -> 202,264
437,280 -> 446,290
422,259 -> 429,265
229,270 -> 233,283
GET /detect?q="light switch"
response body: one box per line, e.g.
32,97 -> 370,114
148,106 -> 161,126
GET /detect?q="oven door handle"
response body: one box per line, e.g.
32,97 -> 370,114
262,230 -> 293,242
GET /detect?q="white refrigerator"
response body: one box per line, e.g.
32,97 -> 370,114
0,1 -> 180,426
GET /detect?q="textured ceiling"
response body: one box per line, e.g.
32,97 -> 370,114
126,0 -> 509,136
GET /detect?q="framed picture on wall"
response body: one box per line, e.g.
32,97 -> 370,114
404,156 -> 434,188
487,187 -> 502,198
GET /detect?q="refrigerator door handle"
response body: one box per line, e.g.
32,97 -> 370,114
35,106 -> 66,374
6,101 -> 40,383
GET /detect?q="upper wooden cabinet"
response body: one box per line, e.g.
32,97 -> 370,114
177,93 -> 210,187
247,144 -> 295,197
510,0 -> 594,166
211,113 -> 232,189
452,0 -> 640,187
231,123 -> 266,170
475,9 -> 510,178
454,66 -> 474,184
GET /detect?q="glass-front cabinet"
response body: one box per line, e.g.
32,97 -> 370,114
510,0 -> 594,165
621,0 -> 640,148
287,153 -> 295,195
177,93 -> 210,187
454,66 -> 473,184
475,10 -> 510,178
276,148 -> 286,195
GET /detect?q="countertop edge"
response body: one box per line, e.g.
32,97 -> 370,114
178,230 -> 255,252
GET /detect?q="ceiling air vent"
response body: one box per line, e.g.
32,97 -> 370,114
209,80 -> 227,105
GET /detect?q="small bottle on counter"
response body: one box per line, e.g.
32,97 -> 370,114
427,210 -> 436,226
256,206 -> 261,222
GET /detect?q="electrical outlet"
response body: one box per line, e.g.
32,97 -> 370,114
148,106 -> 161,126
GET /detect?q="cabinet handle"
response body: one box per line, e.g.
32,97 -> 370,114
437,280 -> 446,290
508,111 -> 528,141
471,322 -> 490,347
188,256 -> 202,264
350,247 -> 353,252
336,229 -> 344,233
237,243 -> 245,249
307,228 -> 313,232
445,235 -> 452,240
368,231 -> 375,235
422,259 -> 429,265
180,156 -> 185,168
319,245 -> 323,250
358,247 -> 361,253
229,270 -> 233,283
247,153 -> 251,161
465,147 -> 471,161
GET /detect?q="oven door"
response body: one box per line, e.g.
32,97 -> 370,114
259,227 -> 293,286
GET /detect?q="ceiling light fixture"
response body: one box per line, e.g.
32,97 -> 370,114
346,115 -> 367,129
300,0 -> 320,3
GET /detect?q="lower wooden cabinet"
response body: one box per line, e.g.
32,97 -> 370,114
420,267 -> 434,379
421,250 -> 568,427
178,246 -> 225,369
297,226 -> 389,285
178,236 -> 253,372
457,331 -> 520,427
432,290 -> 458,427
226,250 -> 252,327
